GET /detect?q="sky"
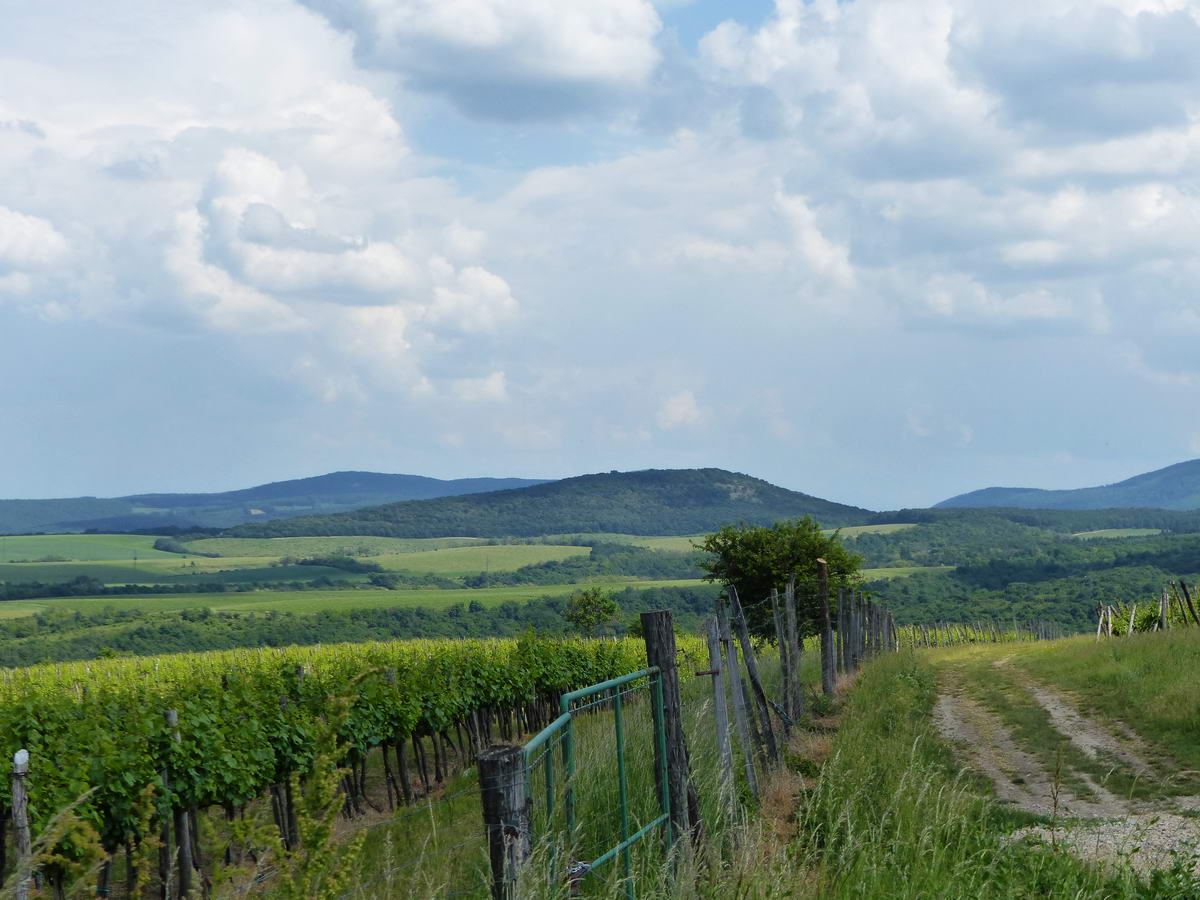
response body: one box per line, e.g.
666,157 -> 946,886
2,0 -> 1199,510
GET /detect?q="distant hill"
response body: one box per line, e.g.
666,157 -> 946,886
936,459 -> 1200,511
226,468 -> 873,539
0,472 -> 548,534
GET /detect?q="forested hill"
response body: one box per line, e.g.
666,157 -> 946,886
936,459 -> 1200,511
226,468 -> 873,538
0,471 -> 547,534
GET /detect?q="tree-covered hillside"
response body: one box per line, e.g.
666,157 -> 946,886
936,458 -> 1200,511
227,468 -> 873,538
0,471 -> 546,533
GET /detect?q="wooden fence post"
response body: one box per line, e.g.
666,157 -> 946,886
768,589 -> 791,731
165,710 -> 193,899
12,750 -> 30,900
817,561 -> 834,697
783,577 -> 803,721
642,609 -> 702,846
717,598 -> 758,800
478,745 -> 530,900
726,589 -> 779,762
706,617 -> 734,817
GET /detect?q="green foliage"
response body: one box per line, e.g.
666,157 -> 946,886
562,586 -> 620,636
0,635 -> 686,871
698,517 -> 862,637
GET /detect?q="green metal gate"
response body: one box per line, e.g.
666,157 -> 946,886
522,666 -> 670,897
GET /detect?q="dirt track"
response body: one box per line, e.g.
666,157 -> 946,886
935,672 -> 1200,873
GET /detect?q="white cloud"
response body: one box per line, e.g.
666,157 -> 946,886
300,0 -> 663,120
657,390 -> 704,429
453,370 -> 508,403
0,207 -> 68,267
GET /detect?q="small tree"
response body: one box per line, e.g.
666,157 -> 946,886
698,517 -> 863,639
563,586 -> 620,637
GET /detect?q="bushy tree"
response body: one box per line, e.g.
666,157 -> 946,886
698,517 -> 863,638
562,586 -> 620,637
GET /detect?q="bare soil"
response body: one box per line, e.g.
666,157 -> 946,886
935,677 -> 1200,874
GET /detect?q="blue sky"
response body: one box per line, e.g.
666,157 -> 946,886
2,0 -> 1199,510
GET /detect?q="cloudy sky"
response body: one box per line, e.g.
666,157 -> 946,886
2,0 -> 1199,509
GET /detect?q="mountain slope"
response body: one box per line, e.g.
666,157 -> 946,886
226,468 -> 873,538
0,472 -> 548,534
936,459 -> 1200,511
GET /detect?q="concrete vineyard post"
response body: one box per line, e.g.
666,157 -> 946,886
783,576 -> 803,720
165,709 -> 193,899
478,745 -> 530,900
12,750 -> 30,900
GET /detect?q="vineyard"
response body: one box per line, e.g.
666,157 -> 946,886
0,635 -> 702,897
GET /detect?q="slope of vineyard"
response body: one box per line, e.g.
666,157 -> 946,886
0,635 -> 697,875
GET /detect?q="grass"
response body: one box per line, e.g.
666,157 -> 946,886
829,523 -> 919,538
0,558 -> 353,584
789,650 -> 1181,898
182,536 -> 489,557
861,565 -> 953,579
15,579 -> 712,616
998,631 -> 1200,780
372,544 -> 588,575
0,533 -> 177,562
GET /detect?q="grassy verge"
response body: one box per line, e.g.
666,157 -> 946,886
790,650 -> 1194,898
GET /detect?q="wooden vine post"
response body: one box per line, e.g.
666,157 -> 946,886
12,750 -> 30,900
477,745 -> 530,900
641,609 -> 702,846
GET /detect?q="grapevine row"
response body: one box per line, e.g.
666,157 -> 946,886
0,634 -> 678,886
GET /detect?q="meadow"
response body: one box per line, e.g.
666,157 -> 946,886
0,533 -> 176,562
0,579 -> 714,617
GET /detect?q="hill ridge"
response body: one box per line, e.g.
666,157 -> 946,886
226,467 -> 873,539
936,459 -> 1200,511
0,471 -> 548,534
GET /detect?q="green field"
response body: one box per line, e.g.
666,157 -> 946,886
1072,528 -> 1162,539
0,557 -> 351,585
831,523 -> 919,538
4,578 -> 712,617
861,565 -> 952,579
374,544 -> 587,574
0,533 -> 177,562
183,535 -> 489,557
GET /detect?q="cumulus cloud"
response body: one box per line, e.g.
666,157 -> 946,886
0,207 -> 68,267
301,0 -> 664,120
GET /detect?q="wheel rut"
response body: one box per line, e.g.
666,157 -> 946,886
935,671 -> 1200,874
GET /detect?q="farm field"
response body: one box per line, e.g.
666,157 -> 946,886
0,542 -> 590,583
1072,528 -> 1162,539
371,543 -> 588,574
0,533 -> 177,562
862,565 -> 954,579
3,578 -> 713,617
833,522 -> 918,538
0,557 -> 352,584
182,535 -> 489,557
